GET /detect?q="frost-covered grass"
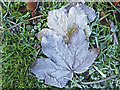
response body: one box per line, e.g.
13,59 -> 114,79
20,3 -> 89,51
1,2 -> 120,88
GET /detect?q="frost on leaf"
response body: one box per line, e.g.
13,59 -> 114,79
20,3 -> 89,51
31,3 -> 98,88
31,28 -> 99,88
37,3 -> 96,42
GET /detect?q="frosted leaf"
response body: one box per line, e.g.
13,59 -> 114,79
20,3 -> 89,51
37,3 -> 96,41
32,3 -> 98,88
31,28 -> 99,88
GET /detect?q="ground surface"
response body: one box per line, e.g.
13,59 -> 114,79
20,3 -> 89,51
1,2 -> 120,88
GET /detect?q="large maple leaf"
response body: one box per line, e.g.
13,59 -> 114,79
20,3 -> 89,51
31,3 -> 99,88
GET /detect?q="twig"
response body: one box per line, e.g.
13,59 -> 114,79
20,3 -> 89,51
3,15 -> 46,32
75,73 -> 118,85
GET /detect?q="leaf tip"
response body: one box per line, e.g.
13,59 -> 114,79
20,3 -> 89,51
90,48 -> 100,54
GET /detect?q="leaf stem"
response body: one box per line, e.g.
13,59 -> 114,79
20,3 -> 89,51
75,73 -> 118,85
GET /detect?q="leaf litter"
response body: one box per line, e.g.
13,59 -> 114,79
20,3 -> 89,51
31,3 -> 99,88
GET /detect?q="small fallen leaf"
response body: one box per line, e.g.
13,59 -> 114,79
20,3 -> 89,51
26,0 -> 40,21
100,11 -> 108,25
113,0 -> 120,6
100,2 -> 120,25
26,1 -> 36,11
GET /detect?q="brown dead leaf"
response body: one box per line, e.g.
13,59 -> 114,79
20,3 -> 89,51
113,0 -> 120,6
26,1 -> 37,17
26,0 -> 36,11
26,2 -> 36,11
113,0 -> 120,22
26,0 -> 40,21
100,11 -> 108,25
100,1 -> 120,25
